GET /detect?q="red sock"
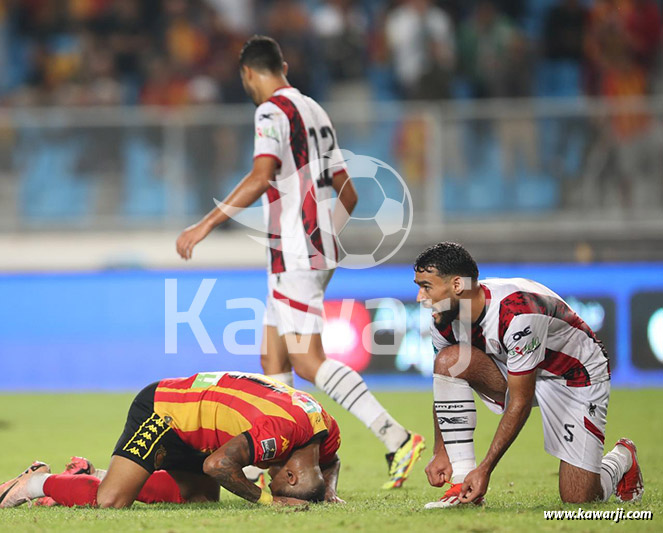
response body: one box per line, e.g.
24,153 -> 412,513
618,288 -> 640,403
43,474 -> 99,507
136,471 -> 185,504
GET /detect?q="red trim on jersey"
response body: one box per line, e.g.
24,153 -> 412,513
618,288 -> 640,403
584,416 -> 605,444
266,184 -> 285,273
508,368 -> 537,375
498,291 -> 603,346
254,153 -> 282,167
497,291 -> 609,379
538,349 -> 592,387
436,323 -> 457,345
269,95 -> 327,270
472,324 -> 487,353
273,289 -> 323,316
332,168 -> 346,177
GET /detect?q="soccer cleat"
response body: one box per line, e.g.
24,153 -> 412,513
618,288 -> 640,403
615,439 -> 644,502
0,461 -> 51,508
382,433 -> 425,489
424,482 -> 485,508
34,457 -> 100,507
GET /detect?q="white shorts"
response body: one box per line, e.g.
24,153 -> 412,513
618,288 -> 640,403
263,269 -> 334,336
478,360 -> 610,474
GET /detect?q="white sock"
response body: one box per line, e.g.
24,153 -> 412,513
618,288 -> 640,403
315,359 -> 408,453
434,373 -> 477,484
26,473 -> 50,499
242,465 -> 264,482
267,372 -> 294,387
599,443 -> 633,501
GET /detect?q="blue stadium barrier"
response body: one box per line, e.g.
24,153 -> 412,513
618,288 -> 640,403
1,263 -> 662,391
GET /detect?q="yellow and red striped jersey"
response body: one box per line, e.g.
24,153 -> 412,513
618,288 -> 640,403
153,371 -> 340,465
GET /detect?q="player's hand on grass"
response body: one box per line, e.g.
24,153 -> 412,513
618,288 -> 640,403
272,496 -> 310,507
176,222 -> 211,260
425,452 -> 453,487
459,466 -> 490,503
324,491 -> 345,504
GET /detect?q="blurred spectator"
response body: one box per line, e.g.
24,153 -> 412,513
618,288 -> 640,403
543,0 -> 588,63
497,32 -> 539,179
2,0 -> 661,107
622,0 -> 661,72
140,56 -> 189,106
206,0 -> 255,34
313,0 -> 368,83
457,1 -> 515,99
262,0 -> 318,97
385,0 -> 455,99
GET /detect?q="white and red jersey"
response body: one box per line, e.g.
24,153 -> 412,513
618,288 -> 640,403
253,86 -> 347,274
431,278 -> 611,387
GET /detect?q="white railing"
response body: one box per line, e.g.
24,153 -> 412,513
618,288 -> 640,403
0,97 -> 662,234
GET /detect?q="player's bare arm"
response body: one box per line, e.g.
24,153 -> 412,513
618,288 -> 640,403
203,434 -> 308,507
331,169 -> 358,234
176,156 -> 278,260
459,371 -> 537,503
202,434 -> 266,504
320,455 -> 344,503
425,405 -> 453,487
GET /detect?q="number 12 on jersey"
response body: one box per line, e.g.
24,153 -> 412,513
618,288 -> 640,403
308,126 -> 335,188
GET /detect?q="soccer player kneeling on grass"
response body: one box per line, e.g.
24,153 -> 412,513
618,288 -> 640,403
414,242 -> 644,508
0,372 -> 342,508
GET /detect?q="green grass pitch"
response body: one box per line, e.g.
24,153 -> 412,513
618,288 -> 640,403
0,388 -> 660,532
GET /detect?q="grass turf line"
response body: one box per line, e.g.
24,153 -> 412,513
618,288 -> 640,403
0,389 -> 660,532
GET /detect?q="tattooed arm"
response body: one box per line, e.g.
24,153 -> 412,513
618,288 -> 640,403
202,434 -> 306,506
202,434 -> 263,503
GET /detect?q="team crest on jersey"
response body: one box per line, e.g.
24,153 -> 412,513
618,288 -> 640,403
489,339 -> 504,355
261,438 -> 277,460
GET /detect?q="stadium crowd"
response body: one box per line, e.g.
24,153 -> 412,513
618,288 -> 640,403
0,0 -> 661,107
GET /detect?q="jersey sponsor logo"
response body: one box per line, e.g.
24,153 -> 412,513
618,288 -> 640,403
434,403 -> 465,410
261,438 -> 277,460
255,125 -> 280,142
259,113 -> 274,120
293,392 -> 323,414
281,436 -> 290,452
191,372 -> 225,388
588,402 -> 597,416
438,416 -> 469,425
512,326 -> 532,342
508,337 -> 541,357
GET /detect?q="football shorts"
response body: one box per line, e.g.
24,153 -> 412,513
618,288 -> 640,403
263,269 -> 334,335
477,359 -> 610,474
112,382 -> 209,474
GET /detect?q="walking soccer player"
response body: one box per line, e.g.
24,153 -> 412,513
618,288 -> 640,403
175,35 -> 423,489
413,242 -> 643,508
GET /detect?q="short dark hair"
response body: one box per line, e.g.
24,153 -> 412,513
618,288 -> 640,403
414,242 -> 479,281
280,475 -> 326,503
239,35 -> 284,73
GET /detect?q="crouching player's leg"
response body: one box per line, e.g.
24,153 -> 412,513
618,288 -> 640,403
536,379 -> 644,504
425,344 -> 507,508
0,382 -> 219,508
